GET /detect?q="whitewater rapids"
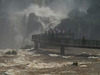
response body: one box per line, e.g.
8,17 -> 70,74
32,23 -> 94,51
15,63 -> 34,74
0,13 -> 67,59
0,48 -> 100,75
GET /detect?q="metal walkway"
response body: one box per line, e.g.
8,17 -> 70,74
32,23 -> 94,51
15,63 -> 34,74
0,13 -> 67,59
32,34 -> 100,54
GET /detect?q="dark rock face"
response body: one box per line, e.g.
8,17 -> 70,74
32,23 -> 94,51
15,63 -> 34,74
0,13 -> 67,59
27,13 -> 43,35
87,0 -> 100,16
68,8 -> 86,18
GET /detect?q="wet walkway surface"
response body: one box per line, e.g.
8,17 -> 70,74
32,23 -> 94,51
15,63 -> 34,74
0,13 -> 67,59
0,47 -> 100,75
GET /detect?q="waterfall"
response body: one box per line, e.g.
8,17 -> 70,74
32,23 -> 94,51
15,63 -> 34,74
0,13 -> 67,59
0,0 -> 91,49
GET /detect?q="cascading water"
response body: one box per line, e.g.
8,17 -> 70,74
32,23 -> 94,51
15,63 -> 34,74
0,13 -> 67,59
3,0 -> 66,48
22,1 -> 66,47
23,0 -> 65,31
0,0 -> 91,49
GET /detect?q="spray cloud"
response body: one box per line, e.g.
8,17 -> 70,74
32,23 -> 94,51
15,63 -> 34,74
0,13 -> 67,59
0,0 -> 91,49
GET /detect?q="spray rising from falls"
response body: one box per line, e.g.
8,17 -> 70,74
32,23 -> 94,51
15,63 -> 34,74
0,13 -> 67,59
6,4 -> 66,49
21,4 -> 66,30
0,0 -> 91,49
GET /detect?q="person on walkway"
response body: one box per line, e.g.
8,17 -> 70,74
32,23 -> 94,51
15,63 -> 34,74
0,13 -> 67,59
82,36 -> 85,46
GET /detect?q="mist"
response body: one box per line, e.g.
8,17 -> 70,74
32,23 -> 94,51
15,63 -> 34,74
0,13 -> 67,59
0,0 -> 91,49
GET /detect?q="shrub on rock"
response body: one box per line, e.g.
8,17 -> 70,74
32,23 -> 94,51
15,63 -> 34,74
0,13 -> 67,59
72,62 -> 78,66
5,50 -> 17,55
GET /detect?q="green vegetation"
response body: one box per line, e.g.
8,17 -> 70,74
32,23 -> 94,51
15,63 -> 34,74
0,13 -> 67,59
72,62 -> 78,66
5,50 -> 17,55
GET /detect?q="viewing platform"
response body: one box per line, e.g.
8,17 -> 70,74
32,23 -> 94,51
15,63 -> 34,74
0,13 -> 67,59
32,33 -> 100,55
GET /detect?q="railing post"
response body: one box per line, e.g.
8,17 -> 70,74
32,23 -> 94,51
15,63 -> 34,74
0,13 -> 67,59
34,35 -> 38,50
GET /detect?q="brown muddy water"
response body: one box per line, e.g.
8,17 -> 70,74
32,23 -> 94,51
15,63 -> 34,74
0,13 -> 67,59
0,47 -> 100,75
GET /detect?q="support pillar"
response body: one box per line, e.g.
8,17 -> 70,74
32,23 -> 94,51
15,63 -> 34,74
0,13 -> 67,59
34,35 -> 38,50
60,45 -> 65,55
34,41 -> 38,50
40,42 -> 44,48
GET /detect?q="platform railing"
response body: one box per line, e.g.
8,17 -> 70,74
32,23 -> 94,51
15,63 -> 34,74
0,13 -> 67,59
32,34 -> 100,55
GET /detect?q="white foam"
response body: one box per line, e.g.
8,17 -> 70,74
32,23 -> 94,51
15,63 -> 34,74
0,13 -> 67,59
80,65 -> 87,67
0,63 -> 18,67
5,69 -> 20,75
48,54 -> 60,57
62,56 -> 71,59
27,62 -> 72,69
88,56 -> 99,59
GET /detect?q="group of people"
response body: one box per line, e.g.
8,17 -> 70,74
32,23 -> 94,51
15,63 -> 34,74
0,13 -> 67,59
45,28 -> 65,35
44,28 -> 75,41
